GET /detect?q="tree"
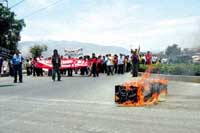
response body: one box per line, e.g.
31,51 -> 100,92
30,44 -> 48,57
165,44 -> 182,63
165,44 -> 181,57
0,4 -> 25,51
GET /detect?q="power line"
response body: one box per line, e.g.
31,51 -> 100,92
10,0 -> 26,9
23,0 -> 63,19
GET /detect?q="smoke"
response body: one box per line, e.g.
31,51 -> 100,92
191,22 -> 200,48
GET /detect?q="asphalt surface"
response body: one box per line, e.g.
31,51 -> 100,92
0,73 -> 200,133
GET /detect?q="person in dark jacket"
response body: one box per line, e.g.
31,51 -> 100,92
131,50 -> 139,77
52,49 -> 61,81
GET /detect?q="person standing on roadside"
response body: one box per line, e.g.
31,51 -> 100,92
145,51 -> 152,65
131,50 -> 139,77
96,55 -> 102,77
11,50 -> 24,83
118,54 -> 124,74
52,49 -> 61,81
67,55 -> 73,77
91,53 -> 97,77
0,57 -> 3,76
106,54 -> 113,76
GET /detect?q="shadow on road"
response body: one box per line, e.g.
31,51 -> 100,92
0,84 -> 16,88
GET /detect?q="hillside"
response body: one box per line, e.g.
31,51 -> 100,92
19,40 -> 130,57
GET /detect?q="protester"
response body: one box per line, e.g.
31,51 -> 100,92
91,53 -> 97,77
106,54 -> 113,76
80,56 -> 88,76
11,50 -> 24,83
37,56 -> 44,76
25,59 -> 32,76
140,54 -> 146,64
113,54 -> 118,74
67,56 -> 73,76
118,54 -> 124,74
126,55 -> 131,72
32,57 -> 38,76
60,56 -> 67,75
102,56 -> 107,73
96,55 -> 102,77
131,50 -> 139,77
52,49 -> 61,81
152,55 -> 158,64
145,51 -> 152,65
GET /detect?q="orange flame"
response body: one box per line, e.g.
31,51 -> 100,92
118,65 -> 168,106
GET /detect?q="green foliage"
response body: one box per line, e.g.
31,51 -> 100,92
30,44 -> 48,57
0,4 -> 25,51
139,64 -> 147,72
149,64 -> 200,76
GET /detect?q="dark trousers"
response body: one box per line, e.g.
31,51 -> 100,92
80,67 -> 88,76
114,64 -> 118,73
67,68 -> 73,76
33,67 -> 40,76
39,68 -> 43,76
118,64 -> 124,74
26,67 -> 31,76
91,64 -> 97,77
52,68 -> 61,81
13,64 -> 22,82
107,65 -> 113,76
102,63 -> 107,73
132,63 -> 138,77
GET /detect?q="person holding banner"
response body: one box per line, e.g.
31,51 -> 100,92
91,53 -> 97,77
52,49 -> 61,81
67,56 -> 73,76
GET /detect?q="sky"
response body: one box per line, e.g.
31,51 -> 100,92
7,0 -> 200,52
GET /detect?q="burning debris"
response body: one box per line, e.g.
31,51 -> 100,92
115,66 -> 168,106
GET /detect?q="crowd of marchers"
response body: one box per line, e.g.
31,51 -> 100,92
0,48 -> 156,82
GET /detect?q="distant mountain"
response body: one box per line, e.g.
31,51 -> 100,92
18,40 -> 130,57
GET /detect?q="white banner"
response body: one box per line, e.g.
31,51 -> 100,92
64,48 -> 83,57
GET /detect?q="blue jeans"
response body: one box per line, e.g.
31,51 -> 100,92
13,64 -> 22,82
52,68 -> 61,81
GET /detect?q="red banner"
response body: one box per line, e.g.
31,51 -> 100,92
35,58 -> 91,69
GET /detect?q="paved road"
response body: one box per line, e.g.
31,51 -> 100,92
0,74 -> 200,133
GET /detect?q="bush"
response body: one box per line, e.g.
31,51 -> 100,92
139,63 -> 200,76
139,64 -> 147,72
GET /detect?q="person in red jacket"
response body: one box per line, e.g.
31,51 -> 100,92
96,55 -> 102,77
91,53 -> 97,77
113,54 -> 118,74
145,51 -> 152,65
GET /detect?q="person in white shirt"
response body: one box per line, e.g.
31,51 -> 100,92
106,54 -> 113,76
118,54 -> 124,74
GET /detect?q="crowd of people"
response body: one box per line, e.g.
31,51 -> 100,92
0,48 -> 156,83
